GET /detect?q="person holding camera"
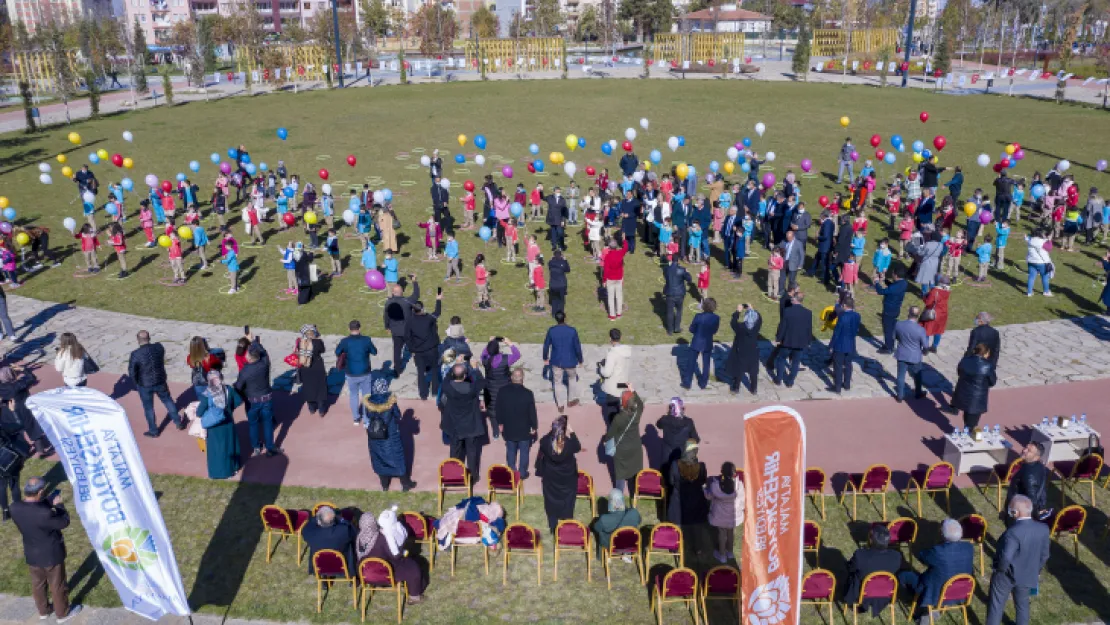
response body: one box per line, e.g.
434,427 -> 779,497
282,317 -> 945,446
598,328 -> 631,424
10,476 -> 82,622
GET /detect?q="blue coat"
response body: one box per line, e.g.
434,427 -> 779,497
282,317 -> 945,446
894,320 -> 929,364
830,310 -> 861,355
688,312 -> 720,353
543,324 -> 583,368
875,279 -> 908,317
817,219 -> 836,253
366,400 -> 406,477
914,541 -> 975,607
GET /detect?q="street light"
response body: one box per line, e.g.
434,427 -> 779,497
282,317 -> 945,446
331,0 -> 345,87
901,0 -> 916,87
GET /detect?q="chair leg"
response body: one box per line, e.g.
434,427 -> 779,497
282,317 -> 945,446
484,544 -> 490,575
265,531 -> 273,563
296,534 -> 303,565
396,586 -> 403,624
503,549 -> 509,586
316,580 -> 323,613
451,545 -> 457,577
820,494 -> 826,520
996,482 -> 1002,510
437,487 -> 444,515
946,488 -> 951,513
852,491 -> 858,520
1092,480 -> 1097,506
916,489 -> 922,517
351,579 -> 358,608
605,553 -> 612,590
978,542 -> 984,576
881,492 -> 887,521
554,550 -> 559,581
537,548 -> 542,585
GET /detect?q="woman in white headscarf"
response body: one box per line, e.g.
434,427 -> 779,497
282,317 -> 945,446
356,508 -> 427,602
197,370 -> 242,479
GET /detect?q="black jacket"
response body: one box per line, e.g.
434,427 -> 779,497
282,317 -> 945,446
546,196 -> 568,227
404,300 -> 442,354
128,343 -> 169,388
549,257 -> 570,291
655,414 -> 700,471
663,262 -> 693,298
776,305 -> 813,349
293,252 -> 313,287
1007,461 -> 1049,515
431,185 -> 449,208
233,338 -> 272,400
442,369 -> 487,439
301,518 -> 357,575
816,219 -> 835,253
496,384 -> 538,442
951,355 -> 996,415
619,153 -> 638,177
10,499 -> 70,567
845,547 -> 905,614
383,281 -> 420,337
967,324 -> 1001,367
726,312 -> 762,378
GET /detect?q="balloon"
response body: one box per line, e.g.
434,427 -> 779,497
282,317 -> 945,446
972,154 -> 990,168
227,148 -> 238,159
1097,160 -> 1108,172
800,159 -> 813,173
839,116 -> 850,127
457,134 -> 467,146
220,162 -> 231,174
342,154 -> 356,167
304,211 -> 318,225
963,202 -> 976,217
478,226 -> 492,241
160,180 -> 172,193
586,166 -> 596,177
678,136 -> 687,147
1004,144 -> 1016,156
1000,158 -> 1011,169
577,137 -> 586,149
912,153 -> 924,164
475,155 -> 486,166
440,178 -> 451,190
891,134 -> 903,148
632,171 -> 644,183
533,159 -> 544,173
121,178 -> 133,191
668,136 -> 679,152
755,122 -> 766,137
89,153 -> 100,164
564,162 -> 577,178
474,134 -> 487,150
910,141 -> 924,153
96,149 -> 109,160
82,191 -> 95,204
742,137 -> 752,148
740,162 -> 751,173
992,163 -> 1003,173
463,180 -> 475,192
850,151 -> 859,162
373,190 -> 385,204
122,130 -> 134,142
63,217 -> 76,232
933,136 -> 946,151
210,153 -> 220,164
178,226 -> 193,240
762,173 -> 776,189
364,270 -> 386,290
123,157 -> 134,169
158,235 -> 172,248
38,162 -> 51,173
420,155 -> 431,167
0,198 -> 6,210
876,150 -> 887,161
3,208 -> 15,221
502,165 -> 513,178
673,164 -> 688,180
510,202 -> 523,217
61,166 -> 73,177
765,152 -> 776,162
922,149 -> 932,159
1031,184 -> 1045,199
260,162 -> 269,172
884,153 -> 896,165
625,128 -> 637,142
340,207 -> 357,225
529,144 -> 540,155
284,187 -> 296,198
1008,159 -> 1018,169
320,183 -> 332,196
189,160 -> 200,172
727,147 -> 739,161
244,163 -> 256,175
818,195 -> 829,207
276,127 -> 288,140
67,132 -> 81,145
622,141 -> 633,152
723,162 -> 735,174
601,143 -> 613,156
643,162 -> 651,172
144,174 -> 158,188
455,154 -> 466,164
640,118 -> 649,130
709,161 -> 719,173
282,213 -> 296,226
15,232 -> 29,247
0,223 -> 10,235
1013,149 -> 1025,161
176,173 -> 186,182
919,111 -> 929,123
317,168 -> 328,180
650,150 -> 662,164
979,210 -> 994,224
869,135 -> 881,148
55,154 -> 67,165
565,134 -> 578,150
1058,159 -> 1071,172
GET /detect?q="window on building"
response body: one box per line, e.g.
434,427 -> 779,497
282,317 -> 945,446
140,14 -> 146,21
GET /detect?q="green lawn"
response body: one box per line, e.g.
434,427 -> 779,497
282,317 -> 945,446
1,81 -> 1109,344
1,457 -> 1108,623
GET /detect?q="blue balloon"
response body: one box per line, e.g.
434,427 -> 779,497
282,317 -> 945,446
511,202 -> 523,217
210,153 -> 220,164
577,137 -> 586,149
741,162 -> 751,173
88,153 -> 100,164
105,204 -> 117,216
897,143 -> 905,153
529,144 -> 539,155
245,163 -> 257,175
912,140 -> 925,153
884,153 -> 896,165
922,149 -> 932,159
478,226 -> 492,241
678,136 -> 686,147
455,154 -> 466,164
242,154 -> 251,164
709,160 -> 720,173
601,143 -> 613,156
259,162 -> 268,172
383,189 -> 393,202
176,173 -> 186,182
891,134 -> 903,147
533,159 -> 545,173
349,196 -> 361,210
2,208 -> 15,221
228,148 -> 238,159
1031,184 -> 1045,199
688,166 -> 695,176
1008,159 -> 1018,169
189,160 -> 200,172
283,187 -> 295,198
121,177 -> 134,191
742,137 -> 752,147
650,150 -> 662,164
276,127 -> 288,140
474,134 -> 487,150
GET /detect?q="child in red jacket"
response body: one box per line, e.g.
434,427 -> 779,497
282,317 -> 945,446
530,254 -> 546,311
76,223 -> 101,273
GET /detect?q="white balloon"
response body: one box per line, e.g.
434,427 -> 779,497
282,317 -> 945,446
63,217 -> 76,232
765,151 -> 776,162
342,209 -> 355,225
373,190 -> 384,204
475,154 -> 486,166
564,162 -> 577,178
726,147 -> 739,161
38,163 -> 51,173
977,154 -> 991,167
755,122 -> 766,137
609,140 -> 617,150
122,130 -> 134,142
632,171 -> 644,182
420,155 -> 431,167
321,183 -> 332,195
440,178 -> 451,190
82,191 -> 95,204
668,136 -> 679,152
640,118 -> 649,130
625,128 -> 637,142
39,173 -> 52,185
1058,159 -> 1071,172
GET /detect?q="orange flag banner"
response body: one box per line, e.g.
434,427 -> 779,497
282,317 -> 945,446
742,406 -> 807,625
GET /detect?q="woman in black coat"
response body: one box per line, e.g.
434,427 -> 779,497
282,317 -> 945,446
537,415 -> 581,534
951,343 -> 997,429
655,398 -> 700,479
363,377 -> 416,492
297,324 -> 329,416
725,305 -> 762,395
293,244 -> 314,305
834,215 -> 854,266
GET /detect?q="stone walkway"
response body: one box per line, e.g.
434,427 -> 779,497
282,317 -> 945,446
5,295 -> 1109,405
0,593 -> 319,625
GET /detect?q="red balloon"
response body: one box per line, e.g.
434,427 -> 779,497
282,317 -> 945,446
869,134 -> 881,148
818,195 -> 829,207
1012,143 -> 1021,151
585,166 -> 596,176
346,155 -> 357,167
527,163 -> 536,174
1000,158 -> 1011,168
933,136 -> 947,151
992,163 -> 1003,173
875,149 -> 885,160
160,180 -> 172,193
622,141 -> 633,152
318,168 -> 329,180
708,59 -> 715,67
919,111 -> 929,123
463,180 -> 475,192
111,153 -> 124,167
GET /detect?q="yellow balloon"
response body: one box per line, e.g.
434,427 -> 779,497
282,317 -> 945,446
723,161 -> 735,174
96,149 -> 109,160
157,235 -> 172,248
1005,144 -> 1016,156
643,162 -> 652,172
676,163 -> 689,180
963,202 -> 977,217
56,154 -> 67,164
549,152 -> 559,165
177,226 -> 194,240
61,166 -> 73,177
912,153 -> 924,163
67,132 -> 81,145
840,116 -> 851,128
0,197 -> 8,210
820,305 -> 838,331
457,134 -> 467,147
904,167 -> 912,175
123,157 -> 134,169
565,134 -> 577,150
841,199 -> 851,208
14,232 -> 29,247
557,152 -> 566,164
304,211 -> 318,225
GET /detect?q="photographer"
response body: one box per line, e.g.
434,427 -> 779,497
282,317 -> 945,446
10,476 -> 82,621
598,328 -> 630,424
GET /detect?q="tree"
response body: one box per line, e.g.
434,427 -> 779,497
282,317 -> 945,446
38,20 -> 76,122
577,5 -> 600,41
360,0 -> 391,46
933,30 -> 951,74
410,3 -> 458,56
309,5 -> 362,72
792,18 -> 811,79
214,3 -> 265,93
876,45 -> 893,86
19,82 -> 36,133
196,16 -> 218,72
509,13 -> 524,38
84,70 -> 101,117
470,5 -> 499,39
130,17 -> 149,93
160,65 -> 174,104
617,0 -> 670,41
532,0 -> 564,36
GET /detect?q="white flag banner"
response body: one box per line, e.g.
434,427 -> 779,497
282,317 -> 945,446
1014,68 -> 1027,75
1083,77 -> 1094,86
26,388 -> 190,621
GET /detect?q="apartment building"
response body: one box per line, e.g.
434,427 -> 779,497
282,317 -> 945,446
6,0 -> 113,33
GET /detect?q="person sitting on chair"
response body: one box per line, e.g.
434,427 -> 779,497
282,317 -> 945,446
845,524 -> 905,616
301,505 -> 357,575
898,518 -> 975,625
593,489 -> 641,559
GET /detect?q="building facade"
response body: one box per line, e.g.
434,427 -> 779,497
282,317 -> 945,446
6,0 -> 113,33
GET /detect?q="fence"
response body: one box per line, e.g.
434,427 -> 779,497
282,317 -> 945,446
462,38 -> 566,72
811,29 -> 899,57
234,45 -> 330,82
651,33 -> 747,67
12,51 -> 82,94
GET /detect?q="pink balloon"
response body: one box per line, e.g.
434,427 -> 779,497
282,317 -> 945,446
1012,149 -> 1025,161
364,269 -> 386,290
850,151 -> 860,162
800,159 -> 813,173
219,162 -> 231,174
501,165 -> 513,178
979,210 -> 993,224
762,173 -> 776,189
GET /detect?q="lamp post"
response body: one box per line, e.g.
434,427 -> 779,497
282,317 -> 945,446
331,0 -> 345,87
901,0 -> 917,87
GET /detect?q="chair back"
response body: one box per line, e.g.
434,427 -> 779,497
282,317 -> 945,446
859,571 -> 897,601
704,566 -> 740,597
440,459 -> 468,485
805,467 -> 826,493
576,471 -> 593,496
938,574 -> 975,605
488,464 -> 518,491
887,517 -> 918,545
925,462 -> 955,488
402,512 -> 428,540
610,527 -> 641,554
650,523 -> 682,552
660,568 -> 698,598
556,520 -> 588,547
636,469 -> 664,496
1053,505 -> 1087,534
505,523 -> 538,550
801,569 -> 836,600
861,464 -> 892,491
358,557 -> 395,588
1004,458 -> 1024,482
1074,453 -> 1104,479
312,501 -> 339,516
959,514 -> 987,542
313,549 -> 349,578
456,519 -> 482,539
803,520 -> 820,548
261,505 -> 293,532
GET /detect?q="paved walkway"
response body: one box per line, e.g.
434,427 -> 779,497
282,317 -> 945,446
0,592 -> 322,625
5,295 -> 1109,406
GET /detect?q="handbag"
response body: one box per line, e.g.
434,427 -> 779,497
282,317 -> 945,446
365,406 -> 388,440
920,306 -> 937,322
83,354 -> 100,375
199,396 -> 227,429
0,434 -> 26,476
336,352 -> 348,372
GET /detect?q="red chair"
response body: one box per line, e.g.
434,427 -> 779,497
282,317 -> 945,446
908,573 -> 975,625
698,566 -> 739,622
800,568 -> 837,624
803,520 -> 821,566
1051,505 -> 1088,561
502,523 -> 542,586
959,513 -> 988,576
554,519 -> 591,582
260,505 -> 309,564
650,567 -> 699,625
312,549 -> 357,613
806,467 -> 828,520
577,470 -> 597,517
602,527 -> 644,590
450,519 -> 489,577
401,511 -> 436,570
842,571 -> 898,625
646,523 -> 684,569
1055,453 -> 1104,506
438,459 -> 472,514
840,464 -> 893,520
487,464 -> 523,519
885,517 -> 918,557
633,468 -> 666,511
358,557 -> 406,623
904,461 -> 954,516
986,458 -> 1022,510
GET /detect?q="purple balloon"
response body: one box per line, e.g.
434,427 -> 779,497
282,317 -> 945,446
501,165 -> 513,178
1097,159 -> 1108,172
1012,149 -> 1025,161
219,162 -> 231,175
800,158 -> 813,173
850,151 -> 860,162
762,173 -> 776,189
364,269 -> 386,290
0,222 -> 11,235
979,210 -> 993,224
734,142 -> 743,150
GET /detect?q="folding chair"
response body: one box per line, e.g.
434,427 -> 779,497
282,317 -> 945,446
313,549 -> 357,613
650,567 -> 699,625
260,505 -> 309,564
885,517 -> 918,558
632,468 -> 666,511
401,511 -> 436,570
1055,453 -> 1104,506
554,519 -> 591,582
800,568 -> 837,625
646,523 -> 684,569
358,557 -> 406,623
958,513 -> 988,576
986,458 -> 1022,510
904,461 -> 954,516
908,573 -> 975,625
842,571 -> 898,625
438,458 -> 471,515
577,470 -> 597,517
699,566 -> 739,622
487,464 -> 523,519
805,467 -> 828,520
602,527 -> 644,590
1051,505 -> 1088,561
502,523 -> 542,586
803,520 -> 821,566
450,519 -> 489,577
840,464 -> 893,520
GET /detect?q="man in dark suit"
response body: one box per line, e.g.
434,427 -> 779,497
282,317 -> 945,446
10,477 -> 82,622
894,305 -> 930,402
1006,442 -> 1049,519
790,201 -> 812,247
898,519 -> 975,624
497,369 -> 538,479
542,312 -> 584,409
845,524 -> 905,617
442,364 -> 488,478
807,210 -> 836,283
777,230 -> 805,294
546,187 -> 569,251
430,177 -> 450,224
429,149 -> 443,180
743,180 -> 761,220
875,266 -> 909,353
916,187 -> 936,228
682,298 -> 720,390
663,258 -> 694,336
301,505 -> 358,574
722,208 -> 740,272
772,292 -> 812,387
619,151 -> 638,178
828,296 -> 861,393
985,495 -> 1050,625
548,250 -> 571,318
383,278 -> 421,375
619,190 -> 641,255
128,330 -> 184,438
967,311 -> 1001,367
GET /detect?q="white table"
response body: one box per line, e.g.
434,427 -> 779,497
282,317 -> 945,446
942,433 -> 1011,475
1030,422 -> 1100,463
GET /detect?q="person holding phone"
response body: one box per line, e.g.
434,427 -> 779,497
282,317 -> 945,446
10,477 -> 82,621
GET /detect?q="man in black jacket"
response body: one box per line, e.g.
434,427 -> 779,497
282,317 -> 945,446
10,477 -> 81,621
128,330 -> 184,438
845,525 -> 904,617
404,295 -> 443,400
234,334 -> 282,457
662,258 -> 694,336
383,277 -> 420,375
1006,442 -> 1049,521
546,187 -> 568,252
619,151 -> 638,178
497,369 -> 538,480
772,292 -> 812,387
968,311 -> 1001,368
442,364 -> 487,480
431,177 -> 450,224
548,250 -> 571,319
301,505 -> 357,575
807,210 -> 836,283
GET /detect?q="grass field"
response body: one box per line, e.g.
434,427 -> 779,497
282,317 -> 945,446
1,457 -> 1108,624
1,81 -> 1109,344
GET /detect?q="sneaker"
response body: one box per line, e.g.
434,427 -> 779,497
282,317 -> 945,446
51,262 -> 62,268
1043,292 -> 1054,297
226,289 -> 238,294
1027,292 -> 1033,297
31,263 -> 43,271
252,447 -> 263,457
118,271 -> 128,279
264,448 -> 284,458
57,605 -> 82,623
143,431 -> 159,438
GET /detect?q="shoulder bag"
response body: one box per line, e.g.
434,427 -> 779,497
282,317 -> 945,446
1086,433 -> 1104,460
364,405 -> 388,440
199,395 -> 227,429
920,306 -> 937,322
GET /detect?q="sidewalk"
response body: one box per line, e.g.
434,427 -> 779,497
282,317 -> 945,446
0,592 -> 331,624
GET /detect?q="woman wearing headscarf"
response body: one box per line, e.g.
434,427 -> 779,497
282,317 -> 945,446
296,324 -> 329,416
655,398 -> 700,478
355,509 -> 427,603
666,440 -> 709,552
605,386 -> 643,496
197,370 -> 242,479
376,204 -> 399,253
537,415 -> 581,534
951,343 -> 997,430
292,242 -> 315,305
480,337 -> 520,431
593,488 -> 642,557
725,304 -> 762,395
363,374 -> 416,492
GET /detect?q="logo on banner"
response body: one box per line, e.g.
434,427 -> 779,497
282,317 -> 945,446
104,527 -> 158,570
748,575 -> 791,624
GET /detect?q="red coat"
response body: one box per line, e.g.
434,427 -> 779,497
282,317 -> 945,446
920,288 -> 950,336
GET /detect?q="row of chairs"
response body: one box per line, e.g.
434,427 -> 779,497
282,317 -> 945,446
801,569 -> 976,625
311,549 -> 408,623
989,452 -> 1106,509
